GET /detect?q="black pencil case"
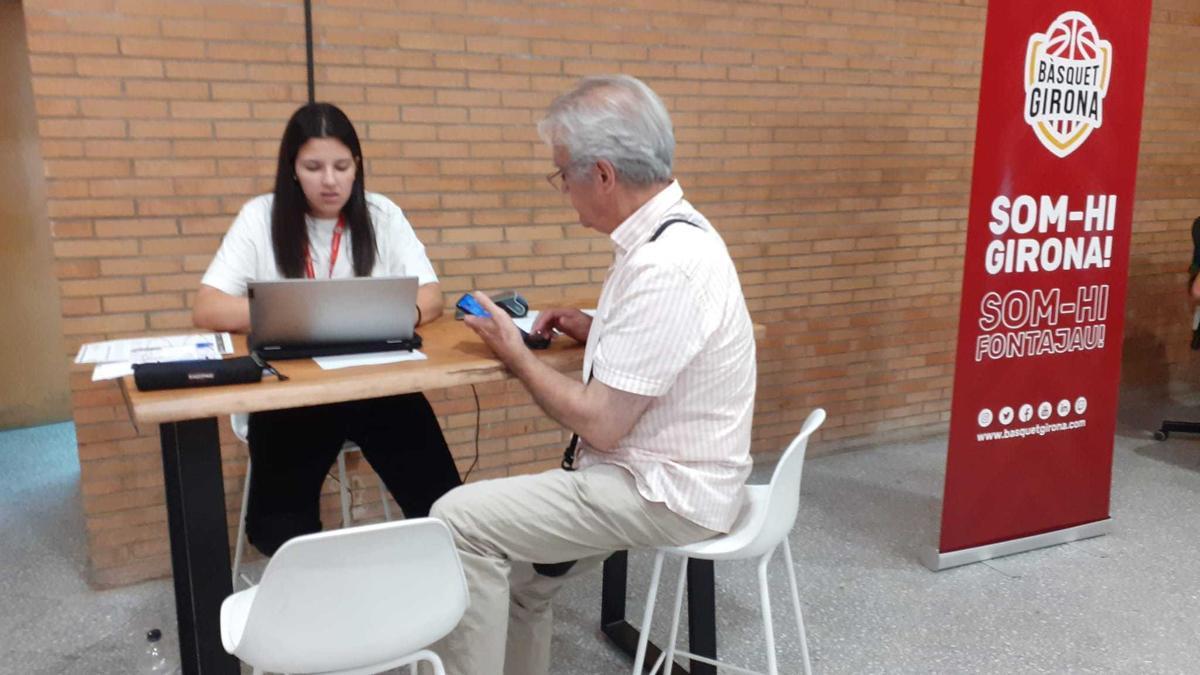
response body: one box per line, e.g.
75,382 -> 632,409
133,356 -> 263,391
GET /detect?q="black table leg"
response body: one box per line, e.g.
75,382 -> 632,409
600,551 -> 717,675
685,559 -> 716,674
160,418 -> 239,675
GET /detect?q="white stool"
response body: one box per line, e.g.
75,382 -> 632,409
634,409 -> 825,675
230,414 -> 394,590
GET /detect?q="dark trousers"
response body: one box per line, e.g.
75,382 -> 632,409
245,392 -> 461,555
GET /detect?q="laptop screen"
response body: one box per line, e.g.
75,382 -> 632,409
248,276 -> 419,350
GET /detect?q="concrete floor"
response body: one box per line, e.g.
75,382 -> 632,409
2,399 -> 1199,674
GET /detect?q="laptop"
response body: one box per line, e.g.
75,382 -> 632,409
248,276 -> 421,359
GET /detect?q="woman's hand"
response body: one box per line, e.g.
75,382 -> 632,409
416,282 -> 443,326
193,285 -> 250,332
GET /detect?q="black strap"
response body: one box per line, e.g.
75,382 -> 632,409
559,217 -> 698,473
650,217 -> 700,242
249,351 -> 289,382
561,433 -> 580,471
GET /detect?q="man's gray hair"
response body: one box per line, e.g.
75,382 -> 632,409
537,74 -> 674,186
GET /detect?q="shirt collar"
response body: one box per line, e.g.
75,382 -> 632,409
609,180 -> 684,254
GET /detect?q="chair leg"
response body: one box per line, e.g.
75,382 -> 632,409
661,555 -> 690,675
781,535 -> 813,675
232,456 -> 252,589
421,648 -> 447,675
632,550 -> 665,675
758,548 -> 779,675
379,474 -> 394,521
336,449 -> 352,527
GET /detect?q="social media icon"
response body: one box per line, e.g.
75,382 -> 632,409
1019,404 -> 1033,422
977,408 -> 993,428
1057,399 -> 1071,417
1074,397 -> 1087,415
1038,402 -> 1052,420
998,406 -> 1014,425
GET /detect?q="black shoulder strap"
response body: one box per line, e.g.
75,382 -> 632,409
649,217 -> 699,242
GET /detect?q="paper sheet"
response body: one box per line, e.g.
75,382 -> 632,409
313,350 -> 428,370
91,362 -> 135,382
513,313 -> 539,334
81,333 -> 234,381
513,309 -> 595,334
76,333 -> 233,364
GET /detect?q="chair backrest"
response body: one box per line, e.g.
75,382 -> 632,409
228,517 -> 467,674
741,408 -> 825,558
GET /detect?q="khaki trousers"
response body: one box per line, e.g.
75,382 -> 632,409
427,463 -> 716,675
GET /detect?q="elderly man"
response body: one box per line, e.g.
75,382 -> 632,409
432,74 -> 757,675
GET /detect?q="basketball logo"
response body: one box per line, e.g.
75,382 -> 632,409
1024,11 -> 1112,158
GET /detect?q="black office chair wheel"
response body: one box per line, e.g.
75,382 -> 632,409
1154,429 -> 1168,441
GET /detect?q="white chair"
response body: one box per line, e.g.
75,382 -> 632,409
221,517 -> 467,675
633,408 -> 826,675
230,413 -> 394,589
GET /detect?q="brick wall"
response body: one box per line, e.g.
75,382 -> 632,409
21,0 -> 1200,587
1122,3 -> 1200,394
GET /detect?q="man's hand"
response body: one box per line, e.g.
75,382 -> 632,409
463,291 -> 530,366
531,308 -> 593,344
464,293 -> 652,451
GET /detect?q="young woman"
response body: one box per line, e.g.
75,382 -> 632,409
193,102 -> 461,555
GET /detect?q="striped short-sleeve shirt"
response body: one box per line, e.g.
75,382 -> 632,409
576,181 -> 756,533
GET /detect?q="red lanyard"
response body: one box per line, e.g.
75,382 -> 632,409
305,216 -> 345,279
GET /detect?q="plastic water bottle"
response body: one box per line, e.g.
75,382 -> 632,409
139,628 -> 181,674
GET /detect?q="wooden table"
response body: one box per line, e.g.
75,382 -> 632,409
122,316 -> 730,675
125,317 -> 584,425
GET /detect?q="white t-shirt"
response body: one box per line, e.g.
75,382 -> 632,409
201,192 -> 438,296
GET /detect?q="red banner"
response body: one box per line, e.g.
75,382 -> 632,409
938,1 -> 1152,556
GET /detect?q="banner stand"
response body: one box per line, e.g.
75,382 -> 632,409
923,518 -> 1111,572
930,2 -> 1152,566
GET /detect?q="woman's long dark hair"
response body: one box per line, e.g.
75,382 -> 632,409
271,102 -> 376,278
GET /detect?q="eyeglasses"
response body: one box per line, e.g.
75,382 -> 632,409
545,167 -> 567,192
